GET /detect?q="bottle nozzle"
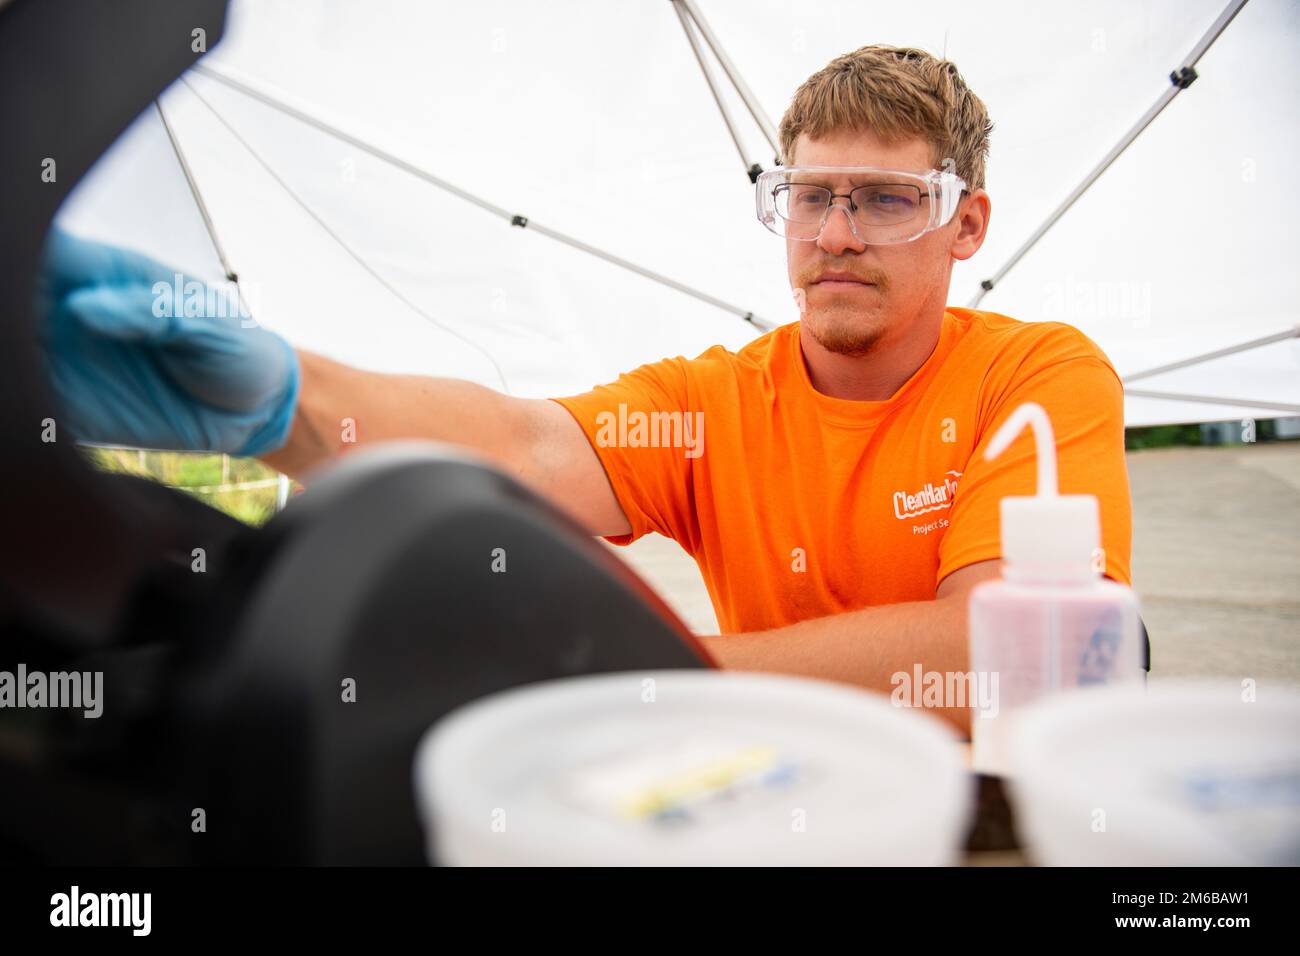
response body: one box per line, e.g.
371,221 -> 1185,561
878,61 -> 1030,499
982,401 -> 1101,582
985,401 -> 1057,499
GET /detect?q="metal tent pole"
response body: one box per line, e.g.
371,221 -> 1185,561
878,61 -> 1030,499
968,0 -> 1251,308
180,75 -> 512,390
155,98 -> 240,283
189,62 -> 775,332
676,0 -> 781,158
1121,326 -> 1299,383
671,0 -> 761,182
1123,390 -> 1300,415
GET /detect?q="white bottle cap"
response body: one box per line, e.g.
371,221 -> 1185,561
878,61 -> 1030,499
984,402 -> 1100,583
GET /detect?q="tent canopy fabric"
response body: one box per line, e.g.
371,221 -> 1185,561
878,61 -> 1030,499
56,0 -> 1300,426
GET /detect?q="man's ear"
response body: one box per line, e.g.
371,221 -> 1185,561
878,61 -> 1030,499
950,188 -> 991,262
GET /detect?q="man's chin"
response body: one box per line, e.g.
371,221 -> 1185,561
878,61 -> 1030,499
804,314 -> 885,357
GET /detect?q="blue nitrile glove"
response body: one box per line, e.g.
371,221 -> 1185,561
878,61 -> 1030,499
36,228 -> 300,456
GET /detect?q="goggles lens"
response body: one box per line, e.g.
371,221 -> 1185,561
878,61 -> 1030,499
757,166 -> 966,244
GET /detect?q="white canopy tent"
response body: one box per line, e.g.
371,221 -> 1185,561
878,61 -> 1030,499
56,0 -> 1300,427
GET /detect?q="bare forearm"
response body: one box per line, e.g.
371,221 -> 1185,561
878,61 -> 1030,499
708,597 -> 973,737
260,350 -> 527,481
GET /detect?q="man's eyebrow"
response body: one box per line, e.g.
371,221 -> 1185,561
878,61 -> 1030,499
850,173 -> 908,186
789,171 -> 912,187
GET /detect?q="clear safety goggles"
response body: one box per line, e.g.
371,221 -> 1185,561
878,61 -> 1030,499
755,165 -> 969,244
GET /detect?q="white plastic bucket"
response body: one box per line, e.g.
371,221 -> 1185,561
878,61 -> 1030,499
1009,680 -> 1300,865
414,670 -> 971,866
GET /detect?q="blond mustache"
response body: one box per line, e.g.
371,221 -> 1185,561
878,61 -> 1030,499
793,267 -> 890,291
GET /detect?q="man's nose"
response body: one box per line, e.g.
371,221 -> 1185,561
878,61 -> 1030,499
816,201 -> 866,256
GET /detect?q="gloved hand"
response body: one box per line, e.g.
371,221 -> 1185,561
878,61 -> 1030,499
36,227 -> 300,456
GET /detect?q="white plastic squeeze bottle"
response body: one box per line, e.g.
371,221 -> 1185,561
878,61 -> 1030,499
967,401 -> 1144,777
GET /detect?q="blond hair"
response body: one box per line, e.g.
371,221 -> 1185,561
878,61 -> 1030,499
779,45 -> 993,190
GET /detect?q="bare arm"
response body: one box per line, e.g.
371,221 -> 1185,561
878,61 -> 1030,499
259,349 -> 632,537
705,559 -> 1004,738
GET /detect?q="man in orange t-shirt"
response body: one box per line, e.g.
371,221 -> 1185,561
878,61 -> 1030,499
539,46 -> 1136,736
552,307 -> 1131,637
251,46 -> 1135,737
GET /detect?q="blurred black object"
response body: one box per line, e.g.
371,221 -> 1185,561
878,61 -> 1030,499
0,0 -> 708,865
964,774 -> 1021,856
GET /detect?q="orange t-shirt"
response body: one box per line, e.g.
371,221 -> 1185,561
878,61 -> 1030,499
551,308 -> 1132,634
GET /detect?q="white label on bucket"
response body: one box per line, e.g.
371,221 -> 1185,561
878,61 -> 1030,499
1172,760 -> 1300,863
563,734 -> 802,828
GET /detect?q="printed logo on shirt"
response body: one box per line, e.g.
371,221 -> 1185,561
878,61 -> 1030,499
893,470 -> 962,520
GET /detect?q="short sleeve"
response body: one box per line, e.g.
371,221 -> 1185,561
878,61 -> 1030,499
937,356 -> 1133,587
550,356 -> 700,549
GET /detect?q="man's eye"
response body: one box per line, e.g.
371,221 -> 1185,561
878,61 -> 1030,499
861,189 -> 916,208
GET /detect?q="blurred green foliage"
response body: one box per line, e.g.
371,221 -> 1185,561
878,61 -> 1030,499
87,448 -> 290,526
1125,417 -> 1291,450
1124,423 -> 1205,450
